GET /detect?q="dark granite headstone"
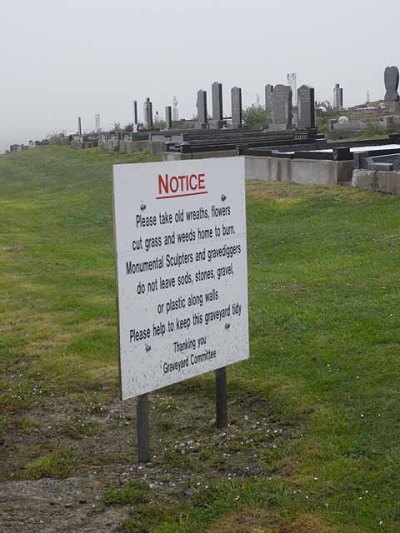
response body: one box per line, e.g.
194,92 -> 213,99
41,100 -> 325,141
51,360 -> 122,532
297,85 -> 315,129
211,82 -> 223,127
143,97 -> 153,128
231,87 -> 242,129
384,66 -> 399,102
133,101 -> 138,125
265,84 -> 274,112
271,85 -> 292,130
165,106 -> 172,130
196,90 -> 208,128
77,116 -> 82,136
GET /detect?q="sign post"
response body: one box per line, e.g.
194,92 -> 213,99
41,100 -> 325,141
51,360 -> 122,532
113,157 -> 248,462
136,394 -> 150,463
215,367 -> 228,429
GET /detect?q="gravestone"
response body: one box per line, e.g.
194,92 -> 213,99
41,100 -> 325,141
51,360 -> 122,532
384,66 -> 399,102
333,83 -> 343,109
211,82 -> 223,129
231,87 -> 242,129
165,106 -> 172,130
271,84 -> 293,130
143,98 -> 153,128
196,90 -> 208,128
77,116 -> 82,136
265,84 -> 274,112
133,101 -> 138,126
297,85 -> 315,129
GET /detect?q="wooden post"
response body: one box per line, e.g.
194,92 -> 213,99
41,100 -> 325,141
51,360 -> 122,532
136,394 -> 150,463
215,367 -> 228,428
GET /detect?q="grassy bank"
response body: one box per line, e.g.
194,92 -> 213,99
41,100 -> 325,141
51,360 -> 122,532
0,146 -> 399,532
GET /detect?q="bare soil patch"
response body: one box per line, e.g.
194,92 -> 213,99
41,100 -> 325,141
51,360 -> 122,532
1,379 -> 295,532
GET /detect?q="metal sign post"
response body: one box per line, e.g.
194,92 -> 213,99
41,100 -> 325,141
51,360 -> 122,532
215,367 -> 228,428
136,394 -> 150,463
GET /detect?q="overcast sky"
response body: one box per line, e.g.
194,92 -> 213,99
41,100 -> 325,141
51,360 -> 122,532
1,0 -> 399,152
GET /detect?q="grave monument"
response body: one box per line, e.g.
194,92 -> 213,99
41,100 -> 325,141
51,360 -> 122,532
333,84 -> 343,110
143,97 -> 153,129
196,90 -> 208,129
271,84 -> 293,130
211,81 -> 223,129
133,101 -> 138,128
165,106 -> 172,130
297,85 -> 315,129
231,86 -> 243,129
384,66 -> 400,111
265,84 -> 274,113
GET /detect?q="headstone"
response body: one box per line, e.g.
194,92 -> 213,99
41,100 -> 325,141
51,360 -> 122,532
165,106 -> 172,130
196,90 -> 208,128
265,84 -> 274,112
297,85 -> 315,129
95,113 -> 101,132
77,116 -> 82,136
384,66 -> 399,102
287,74 -> 297,106
211,82 -> 223,129
143,98 -> 153,128
271,85 -> 292,130
133,101 -> 138,126
231,87 -> 242,129
172,96 -> 179,121
333,83 -> 343,109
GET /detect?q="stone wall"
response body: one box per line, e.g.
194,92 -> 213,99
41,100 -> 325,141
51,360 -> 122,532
245,156 -> 353,185
331,116 -> 400,136
70,140 -> 98,149
352,169 -> 400,194
98,140 -> 165,157
162,150 -> 237,161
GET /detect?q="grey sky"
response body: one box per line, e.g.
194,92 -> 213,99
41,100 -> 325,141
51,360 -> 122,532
1,0 -> 399,152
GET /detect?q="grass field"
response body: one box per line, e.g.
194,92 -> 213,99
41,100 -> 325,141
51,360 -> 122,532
0,146 -> 399,532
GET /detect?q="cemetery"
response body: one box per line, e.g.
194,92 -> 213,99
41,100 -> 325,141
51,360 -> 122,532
1,143 -> 399,531
91,66 -> 400,194
2,0 -> 400,529
1,61 -> 400,531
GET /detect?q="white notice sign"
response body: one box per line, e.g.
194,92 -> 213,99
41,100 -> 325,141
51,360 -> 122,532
113,157 -> 248,400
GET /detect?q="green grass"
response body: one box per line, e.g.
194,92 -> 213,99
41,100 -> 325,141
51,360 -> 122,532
102,480 -> 149,506
1,146 -> 399,531
0,147 -> 158,397
22,446 -> 79,479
